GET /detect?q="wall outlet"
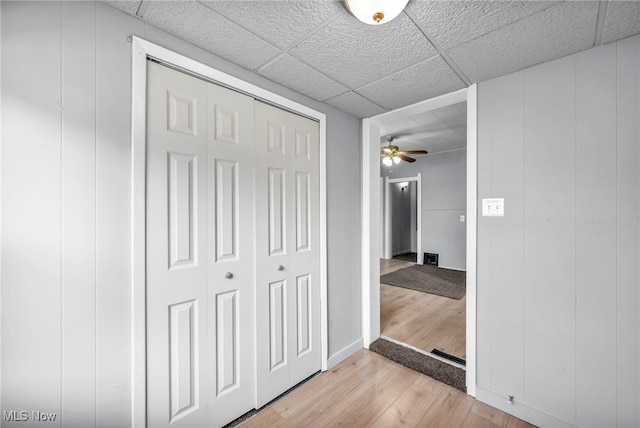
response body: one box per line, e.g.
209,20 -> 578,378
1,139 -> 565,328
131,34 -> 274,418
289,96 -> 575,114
482,198 -> 504,217
460,215 -> 465,222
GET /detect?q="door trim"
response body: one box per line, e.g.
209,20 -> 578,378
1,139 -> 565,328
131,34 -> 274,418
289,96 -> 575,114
361,87 -> 477,397
131,37 -> 329,427
383,175 -> 422,262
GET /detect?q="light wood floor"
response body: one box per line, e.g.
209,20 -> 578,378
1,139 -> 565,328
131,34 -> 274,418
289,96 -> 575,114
241,350 -> 534,428
380,259 -> 466,359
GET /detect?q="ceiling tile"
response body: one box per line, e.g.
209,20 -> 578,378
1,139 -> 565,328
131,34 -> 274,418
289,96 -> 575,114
104,0 -> 141,16
431,102 -> 467,128
199,0 -> 343,49
143,0 -> 281,71
325,91 -> 386,118
357,55 -> 466,110
448,1 -> 599,83
407,1 -> 560,50
601,1 -> 640,45
291,12 -> 438,89
259,54 -> 348,101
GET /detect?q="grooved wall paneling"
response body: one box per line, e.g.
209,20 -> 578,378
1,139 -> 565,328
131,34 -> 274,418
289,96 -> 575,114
477,34 -> 640,427
1,3 -> 362,424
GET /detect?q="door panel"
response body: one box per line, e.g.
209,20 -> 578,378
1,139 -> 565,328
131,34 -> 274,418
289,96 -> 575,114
147,61 -> 255,428
169,299 -> 199,422
255,102 -> 321,407
148,62 -> 320,425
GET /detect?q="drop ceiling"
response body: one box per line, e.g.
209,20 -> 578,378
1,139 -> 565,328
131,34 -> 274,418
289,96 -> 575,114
106,0 -> 640,120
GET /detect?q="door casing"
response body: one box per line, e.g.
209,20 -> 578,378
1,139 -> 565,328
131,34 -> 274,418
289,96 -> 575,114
361,87 -> 477,397
130,37 -> 328,427
383,175 -> 422,261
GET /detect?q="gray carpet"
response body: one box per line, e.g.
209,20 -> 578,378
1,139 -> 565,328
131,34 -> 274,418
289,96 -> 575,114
380,264 -> 466,299
370,338 -> 466,392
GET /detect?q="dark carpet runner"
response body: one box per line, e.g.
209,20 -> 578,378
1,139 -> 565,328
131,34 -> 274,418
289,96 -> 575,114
370,338 -> 466,392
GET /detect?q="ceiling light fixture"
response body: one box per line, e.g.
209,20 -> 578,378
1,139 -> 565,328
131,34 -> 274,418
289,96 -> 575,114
345,0 -> 409,25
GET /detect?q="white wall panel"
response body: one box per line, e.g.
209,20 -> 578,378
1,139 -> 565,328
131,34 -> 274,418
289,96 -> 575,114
1,2 -> 62,423
477,34 -> 640,428
575,43 -> 618,427
523,55 -> 577,425
95,3 -> 143,425
1,2 -> 363,422
61,2 -> 97,425
487,71 -> 525,401
615,35 -> 640,426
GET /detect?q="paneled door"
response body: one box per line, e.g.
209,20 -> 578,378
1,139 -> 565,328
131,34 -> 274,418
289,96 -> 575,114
254,101 -> 321,407
146,61 -> 255,427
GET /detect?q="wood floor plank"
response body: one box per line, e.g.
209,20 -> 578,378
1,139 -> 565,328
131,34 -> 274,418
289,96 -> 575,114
321,363 -> 417,427
370,374 -> 444,427
461,400 -> 510,428
274,353 -> 397,427
242,350 -> 537,428
415,385 -> 475,427
380,259 -> 466,359
240,408 -> 286,428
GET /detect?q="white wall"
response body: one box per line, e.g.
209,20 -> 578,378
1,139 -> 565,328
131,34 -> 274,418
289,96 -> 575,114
382,149 -> 467,270
0,2 -> 362,425
476,36 -> 640,427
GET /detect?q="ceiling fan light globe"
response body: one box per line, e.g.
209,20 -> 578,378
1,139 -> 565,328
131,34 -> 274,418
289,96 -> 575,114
345,0 -> 409,25
382,156 -> 393,166
393,156 -> 401,164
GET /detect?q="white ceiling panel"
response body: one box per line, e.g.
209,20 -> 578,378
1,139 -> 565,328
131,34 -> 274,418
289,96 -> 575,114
143,0 -> 281,71
407,0 -> 559,50
325,91 -> 387,118
448,1 -> 599,83
291,12 -> 438,89
104,0 -> 140,15
357,55 -> 466,110
431,102 -> 467,129
259,54 -> 348,101
104,0 -> 640,120
601,1 -> 640,44
200,0 -> 343,49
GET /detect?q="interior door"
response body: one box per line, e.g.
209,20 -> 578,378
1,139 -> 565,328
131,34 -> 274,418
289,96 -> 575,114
146,61 -> 255,427
254,101 -> 321,407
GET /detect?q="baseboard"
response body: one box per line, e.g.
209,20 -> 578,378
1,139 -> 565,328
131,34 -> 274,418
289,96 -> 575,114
476,387 -> 576,428
438,265 -> 466,272
326,338 -> 363,369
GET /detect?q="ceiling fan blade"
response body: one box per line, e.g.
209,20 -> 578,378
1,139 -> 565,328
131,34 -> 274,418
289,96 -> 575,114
397,150 -> 428,155
398,154 -> 416,163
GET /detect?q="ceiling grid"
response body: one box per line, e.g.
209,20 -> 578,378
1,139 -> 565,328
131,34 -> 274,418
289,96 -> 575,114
105,0 -> 640,138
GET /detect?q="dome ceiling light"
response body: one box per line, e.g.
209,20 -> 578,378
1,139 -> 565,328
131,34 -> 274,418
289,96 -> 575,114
345,0 -> 410,25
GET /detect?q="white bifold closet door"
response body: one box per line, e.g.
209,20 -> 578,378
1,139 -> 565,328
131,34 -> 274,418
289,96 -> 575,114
254,102 -> 321,408
145,62 -> 321,427
146,61 -> 255,427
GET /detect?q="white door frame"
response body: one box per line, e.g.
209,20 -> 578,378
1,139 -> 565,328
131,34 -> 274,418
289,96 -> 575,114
383,175 -> 422,261
361,87 -> 477,396
130,37 -> 329,427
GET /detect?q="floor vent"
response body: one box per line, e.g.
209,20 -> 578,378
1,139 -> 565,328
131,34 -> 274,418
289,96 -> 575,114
431,349 -> 466,366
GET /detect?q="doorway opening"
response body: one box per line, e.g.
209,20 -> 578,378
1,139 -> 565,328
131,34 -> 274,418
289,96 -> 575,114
362,87 -> 477,396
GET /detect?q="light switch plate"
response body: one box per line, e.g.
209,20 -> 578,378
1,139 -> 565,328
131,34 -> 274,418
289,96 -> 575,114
482,198 -> 504,217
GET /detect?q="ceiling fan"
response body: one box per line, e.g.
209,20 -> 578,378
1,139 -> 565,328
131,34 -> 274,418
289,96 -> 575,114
380,136 -> 428,166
